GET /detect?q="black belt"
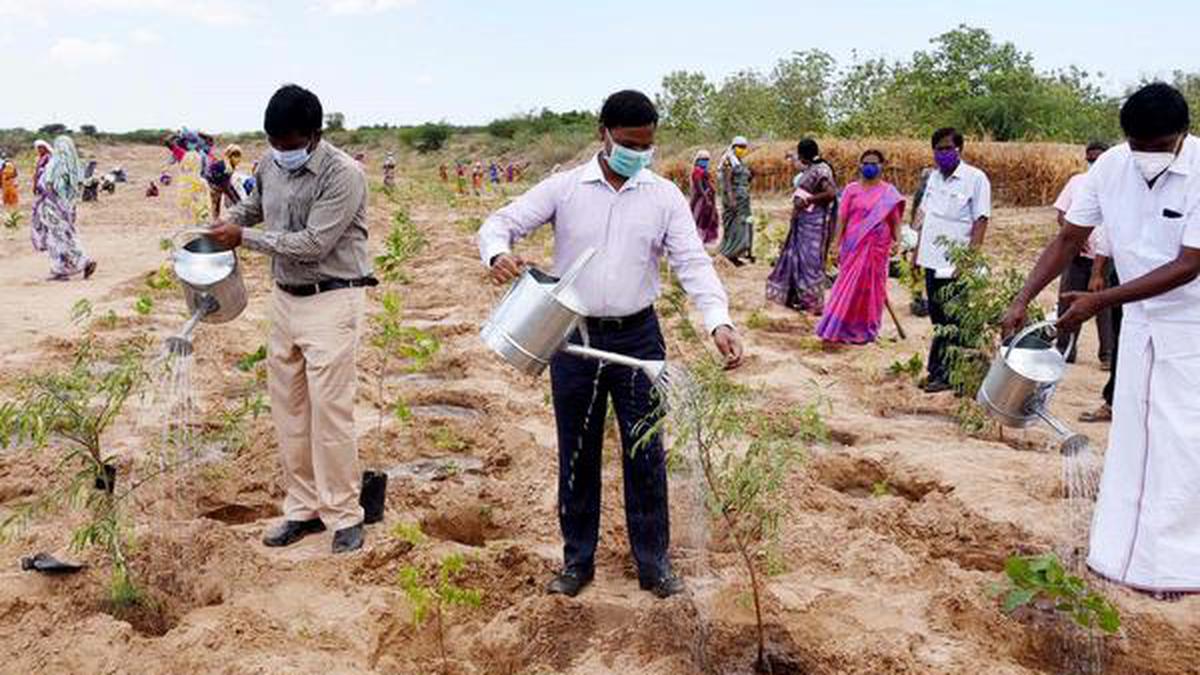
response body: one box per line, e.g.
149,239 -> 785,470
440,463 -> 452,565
276,277 -> 378,297
585,306 -> 654,333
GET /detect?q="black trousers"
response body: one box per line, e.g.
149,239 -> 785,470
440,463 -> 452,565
549,311 -> 669,582
925,269 -> 962,384
1103,269 -> 1122,407
1056,255 -> 1115,362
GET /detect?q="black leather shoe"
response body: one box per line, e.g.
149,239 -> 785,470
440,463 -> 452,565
262,518 -> 326,547
546,568 -> 594,597
332,523 -> 365,554
640,572 -> 686,599
922,379 -> 952,394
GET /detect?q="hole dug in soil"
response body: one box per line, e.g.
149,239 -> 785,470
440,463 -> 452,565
809,453 -> 951,502
101,520 -> 262,637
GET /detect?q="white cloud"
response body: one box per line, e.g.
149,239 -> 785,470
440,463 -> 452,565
312,0 -> 417,15
49,37 -> 121,68
130,28 -> 162,45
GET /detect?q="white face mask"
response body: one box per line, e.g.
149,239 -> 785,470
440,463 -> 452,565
272,145 -> 311,171
1131,151 -> 1175,183
1131,135 -> 1184,183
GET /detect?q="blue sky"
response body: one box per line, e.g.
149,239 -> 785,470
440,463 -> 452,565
1,0 -> 1196,132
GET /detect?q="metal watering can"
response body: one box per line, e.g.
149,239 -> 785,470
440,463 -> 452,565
165,228 -> 248,355
976,320 -> 1088,454
480,248 -> 668,386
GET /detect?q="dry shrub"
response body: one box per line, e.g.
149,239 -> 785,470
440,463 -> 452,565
663,139 -> 1082,207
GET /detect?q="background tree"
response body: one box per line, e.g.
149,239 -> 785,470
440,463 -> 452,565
324,112 -> 346,132
38,123 -> 70,136
80,124 -> 99,137
770,49 -> 836,136
711,70 -> 779,140
656,70 -> 716,138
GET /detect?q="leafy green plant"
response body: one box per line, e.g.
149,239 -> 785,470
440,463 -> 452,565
745,309 -> 769,331
370,291 -> 441,433
235,344 -> 267,373
639,357 -> 820,670
145,264 -> 176,292
896,257 -> 925,300
71,298 -> 94,325
391,521 -> 426,546
0,338 -> 149,606
201,390 -> 269,455
3,211 -> 23,231
999,553 -> 1120,636
936,239 -> 1044,431
430,426 -> 468,453
887,353 -> 924,379
871,480 -> 893,497
133,294 -> 154,316
375,208 -> 427,284
398,553 -> 484,675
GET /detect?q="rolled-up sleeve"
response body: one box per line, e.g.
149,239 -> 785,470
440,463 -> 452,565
1181,205 -> 1200,250
971,171 -> 992,221
477,173 -> 560,265
662,185 -> 732,333
1065,167 -> 1102,229
242,164 -> 365,261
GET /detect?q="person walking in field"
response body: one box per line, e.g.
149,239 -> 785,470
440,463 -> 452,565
479,90 -> 744,599
1002,83 -> 1200,600
717,136 -> 754,265
437,162 -> 447,183
1,155 -> 19,209
210,84 -> 376,555
914,127 -> 991,393
817,149 -> 905,343
766,138 -> 838,314
471,161 -> 484,195
31,137 -> 96,281
384,153 -> 398,189
689,149 -> 719,245
1053,141 -> 1114,366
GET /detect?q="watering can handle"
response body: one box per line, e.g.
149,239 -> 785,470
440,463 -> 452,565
1004,320 -> 1076,360
551,247 -> 598,296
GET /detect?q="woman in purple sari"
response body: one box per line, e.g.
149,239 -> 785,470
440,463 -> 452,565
689,150 -> 719,245
766,138 -> 837,314
817,150 -> 905,344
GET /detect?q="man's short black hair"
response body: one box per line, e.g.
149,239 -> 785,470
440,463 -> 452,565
1120,83 -> 1190,140
264,84 -> 323,138
931,127 -> 964,149
1085,140 -> 1110,154
599,90 -> 659,130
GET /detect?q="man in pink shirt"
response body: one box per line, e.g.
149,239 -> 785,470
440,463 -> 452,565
479,90 -> 744,599
1053,141 -> 1113,366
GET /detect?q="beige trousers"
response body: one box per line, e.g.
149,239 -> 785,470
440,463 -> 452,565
268,286 -> 366,530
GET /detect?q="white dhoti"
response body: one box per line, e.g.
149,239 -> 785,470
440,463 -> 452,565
1088,318 -> 1200,591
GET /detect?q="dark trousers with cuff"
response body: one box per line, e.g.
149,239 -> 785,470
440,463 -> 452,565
549,310 -> 670,583
1055,255 -> 1115,362
925,269 -> 962,385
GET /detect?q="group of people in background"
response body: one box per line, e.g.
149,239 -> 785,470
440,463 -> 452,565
442,160 -> 524,195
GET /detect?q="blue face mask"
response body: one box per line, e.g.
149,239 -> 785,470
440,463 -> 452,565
605,132 -> 654,178
861,163 -> 881,180
272,143 -> 312,171
696,159 -> 710,169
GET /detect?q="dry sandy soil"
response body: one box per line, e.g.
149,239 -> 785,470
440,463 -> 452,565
0,144 -> 1197,675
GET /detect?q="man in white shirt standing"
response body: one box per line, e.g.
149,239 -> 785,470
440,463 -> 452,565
913,127 -> 992,393
1053,141 -> 1113,366
1003,83 -> 1200,599
479,90 -> 744,599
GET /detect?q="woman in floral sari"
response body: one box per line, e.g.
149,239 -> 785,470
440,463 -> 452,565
31,136 -> 95,281
689,150 -> 719,245
817,149 -> 905,344
766,138 -> 837,313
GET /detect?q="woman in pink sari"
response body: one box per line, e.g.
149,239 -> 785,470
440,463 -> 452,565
817,150 -> 905,344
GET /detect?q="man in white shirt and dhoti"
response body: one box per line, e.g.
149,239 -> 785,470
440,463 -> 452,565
479,90 -> 744,599
1003,82 -> 1200,599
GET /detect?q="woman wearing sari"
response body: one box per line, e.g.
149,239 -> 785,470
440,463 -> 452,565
31,136 -> 96,281
817,150 -> 905,344
766,138 -> 837,314
690,150 -> 719,245
717,136 -> 754,265
1,157 -> 19,208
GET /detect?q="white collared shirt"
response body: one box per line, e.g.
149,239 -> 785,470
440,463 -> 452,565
916,160 -> 992,275
478,156 -> 733,332
1054,172 -> 1103,258
1067,135 -> 1200,323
